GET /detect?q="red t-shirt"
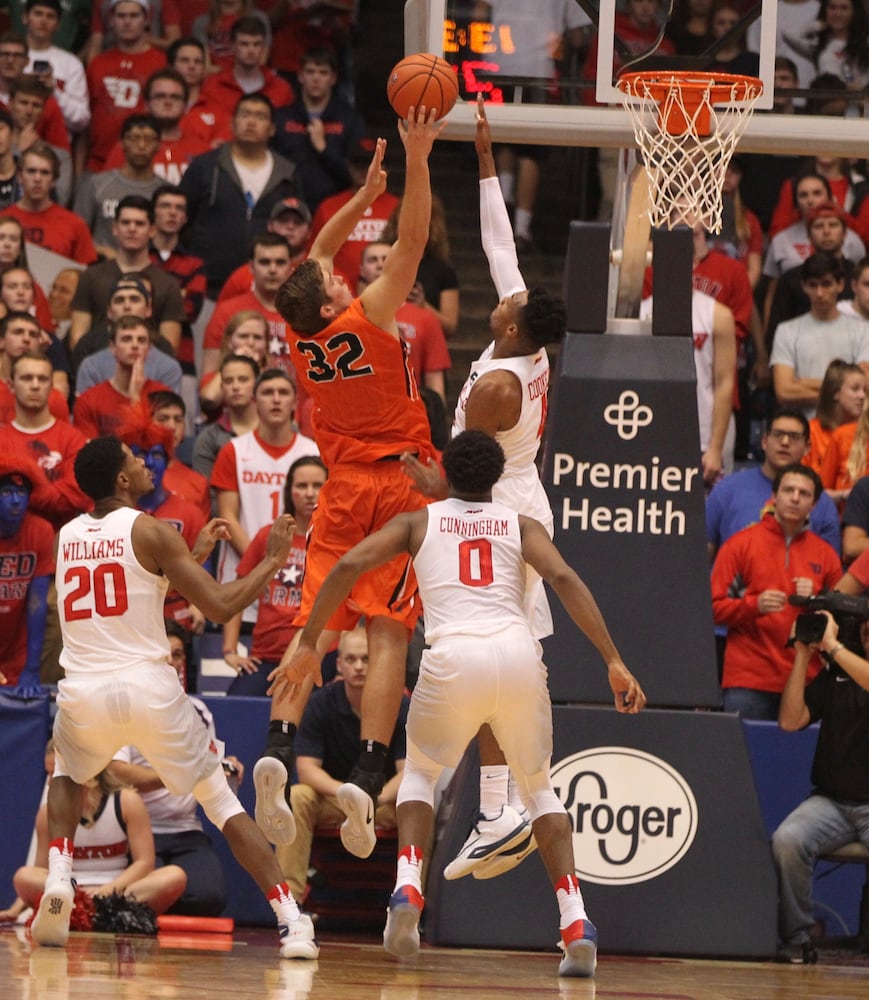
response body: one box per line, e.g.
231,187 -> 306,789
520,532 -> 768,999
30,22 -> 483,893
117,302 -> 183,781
103,133 -> 211,184
0,420 -> 90,529
5,203 -> 97,264
203,290 -> 293,371
0,94 -> 69,151
86,46 -> 167,172
0,511 -> 55,685
164,460 -> 210,520
310,190 -> 400,288
237,525 -> 307,660
72,379 -> 171,439
396,301 -> 451,378
199,66 -> 294,111
180,99 -> 233,148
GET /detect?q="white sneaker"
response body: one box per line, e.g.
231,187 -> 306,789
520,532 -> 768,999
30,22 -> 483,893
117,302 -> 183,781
444,805 -> 530,880
278,912 -> 319,960
473,823 -> 537,880
382,885 -> 424,957
31,875 -> 74,947
254,754 -> 297,846
336,782 -> 376,859
558,919 -> 598,978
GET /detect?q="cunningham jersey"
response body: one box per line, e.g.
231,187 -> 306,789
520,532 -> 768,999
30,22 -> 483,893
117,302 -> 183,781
57,507 -> 170,675
453,343 -> 552,528
413,497 -> 528,643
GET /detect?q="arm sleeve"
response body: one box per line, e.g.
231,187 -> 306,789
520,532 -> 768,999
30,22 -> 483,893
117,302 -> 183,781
479,176 -> 526,299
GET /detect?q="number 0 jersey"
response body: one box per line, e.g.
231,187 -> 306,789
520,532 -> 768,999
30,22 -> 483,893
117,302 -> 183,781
288,298 -> 435,466
413,497 -> 529,643
57,507 -> 170,675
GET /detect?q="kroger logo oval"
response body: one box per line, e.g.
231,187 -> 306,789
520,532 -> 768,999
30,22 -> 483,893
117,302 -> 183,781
551,747 -> 698,885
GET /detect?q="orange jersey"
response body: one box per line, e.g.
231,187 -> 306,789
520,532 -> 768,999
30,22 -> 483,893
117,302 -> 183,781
288,298 -> 434,467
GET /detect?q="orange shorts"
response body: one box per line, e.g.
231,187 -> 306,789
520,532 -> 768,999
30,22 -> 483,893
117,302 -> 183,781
298,461 -> 430,632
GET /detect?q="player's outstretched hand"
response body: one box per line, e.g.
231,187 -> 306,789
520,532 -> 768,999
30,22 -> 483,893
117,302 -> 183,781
397,105 -> 447,156
362,136 -> 387,202
475,94 -> 494,155
607,661 -> 647,714
401,452 -> 448,499
267,642 -> 322,702
191,517 -> 231,563
265,514 -> 296,565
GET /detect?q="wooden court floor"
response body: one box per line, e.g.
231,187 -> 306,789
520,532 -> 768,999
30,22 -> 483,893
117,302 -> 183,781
3,927 -> 868,1000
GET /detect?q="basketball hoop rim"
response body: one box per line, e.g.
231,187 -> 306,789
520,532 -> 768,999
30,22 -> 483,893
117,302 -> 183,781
616,70 -> 764,107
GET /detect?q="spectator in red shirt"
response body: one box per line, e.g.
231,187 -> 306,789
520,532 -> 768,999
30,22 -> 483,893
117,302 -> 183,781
0,448 -> 54,696
72,315 -> 171,439
0,311 -> 68,424
148,387 -> 209,518
217,196 -> 311,305
103,68 -> 210,184
0,351 -> 89,529
167,35 -> 231,148
83,0 -> 166,173
198,16 -> 293,113
201,231 -> 294,380
191,0 -> 270,73
5,143 -> 96,264
0,33 -> 68,154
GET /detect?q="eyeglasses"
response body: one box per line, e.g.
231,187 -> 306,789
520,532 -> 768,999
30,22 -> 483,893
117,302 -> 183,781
768,428 -> 806,442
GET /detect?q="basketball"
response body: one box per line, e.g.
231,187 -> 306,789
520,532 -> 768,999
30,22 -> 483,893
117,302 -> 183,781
387,53 -> 459,121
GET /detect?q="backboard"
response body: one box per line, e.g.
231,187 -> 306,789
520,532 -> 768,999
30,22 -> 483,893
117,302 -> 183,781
406,0 -> 869,156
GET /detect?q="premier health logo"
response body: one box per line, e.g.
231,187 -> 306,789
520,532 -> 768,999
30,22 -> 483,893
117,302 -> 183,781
604,390 -> 653,441
551,747 -> 699,885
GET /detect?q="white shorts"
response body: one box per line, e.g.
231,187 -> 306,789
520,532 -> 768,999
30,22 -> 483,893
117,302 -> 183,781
409,623 -> 553,776
53,663 -> 221,795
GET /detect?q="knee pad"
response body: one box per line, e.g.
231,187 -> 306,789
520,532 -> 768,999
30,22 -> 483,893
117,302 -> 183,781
514,769 -> 566,822
396,751 -> 441,809
192,765 -> 244,831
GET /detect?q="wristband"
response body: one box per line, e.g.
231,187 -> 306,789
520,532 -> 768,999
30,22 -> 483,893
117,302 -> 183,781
223,649 -> 237,659
826,642 -> 845,663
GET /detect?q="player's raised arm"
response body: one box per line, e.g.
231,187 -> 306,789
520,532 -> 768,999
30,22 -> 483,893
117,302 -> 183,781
361,106 -> 446,331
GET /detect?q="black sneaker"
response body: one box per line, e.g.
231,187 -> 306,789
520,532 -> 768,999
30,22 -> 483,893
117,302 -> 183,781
253,747 -> 296,845
776,942 -> 818,964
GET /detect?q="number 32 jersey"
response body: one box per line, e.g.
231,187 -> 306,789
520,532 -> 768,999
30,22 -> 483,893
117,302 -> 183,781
288,298 -> 435,466
57,507 -> 170,675
414,497 -> 529,643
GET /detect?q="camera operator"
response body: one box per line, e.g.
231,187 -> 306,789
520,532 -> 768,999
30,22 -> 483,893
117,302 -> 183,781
771,609 -> 869,964
711,464 -> 842,719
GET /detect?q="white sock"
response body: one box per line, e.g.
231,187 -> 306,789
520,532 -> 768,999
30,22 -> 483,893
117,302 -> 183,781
499,172 -> 516,206
268,881 -> 301,923
479,766 -> 509,819
514,208 -> 533,240
47,838 -> 74,882
556,874 -> 588,927
394,845 -> 424,895
506,774 -> 525,814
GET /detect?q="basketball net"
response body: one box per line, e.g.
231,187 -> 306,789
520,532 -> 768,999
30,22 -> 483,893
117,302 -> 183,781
617,72 -> 763,234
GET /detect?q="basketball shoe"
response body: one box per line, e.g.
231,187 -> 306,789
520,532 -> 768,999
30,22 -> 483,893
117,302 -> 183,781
383,885 -> 424,957
336,768 -> 383,859
558,919 -> 598,977
473,808 -> 537,879
31,873 -> 75,947
444,805 -> 531,880
254,748 -> 297,846
278,912 -> 319,960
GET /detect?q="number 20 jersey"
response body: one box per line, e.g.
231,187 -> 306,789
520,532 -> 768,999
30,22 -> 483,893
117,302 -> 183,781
413,497 -> 529,643
57,507 -> 170,675
287,298 -> 435,466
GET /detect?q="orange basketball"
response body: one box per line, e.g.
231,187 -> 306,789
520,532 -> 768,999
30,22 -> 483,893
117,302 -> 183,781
387,53 -> 459,121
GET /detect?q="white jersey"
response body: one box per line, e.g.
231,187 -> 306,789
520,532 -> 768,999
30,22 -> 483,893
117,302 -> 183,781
216,429 -> 317,621
454,343 -> 553,529
414,498 -> 529,643
72,791 -> 129,887
57,507 -> 169,676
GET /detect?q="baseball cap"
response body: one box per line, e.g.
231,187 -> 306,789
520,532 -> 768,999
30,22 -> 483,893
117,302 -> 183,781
807,200 -> 847,226
109,275 -> 151,300
110,0 -> 150,12
346,135 -> 377,166
269,197 -> 312,224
